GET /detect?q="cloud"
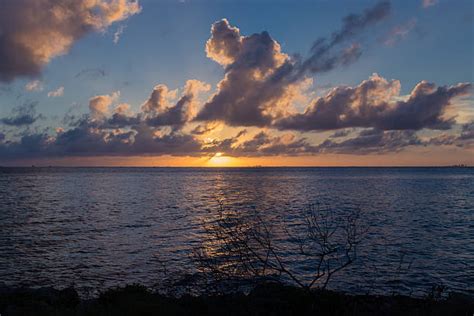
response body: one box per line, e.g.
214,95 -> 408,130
200,130 -> 316,157
297,0 -> 390,76
275,74 -> 472,132
223,127 -> 467,157
329,129 -> 352,138
47,86 -> 64,97
0,122 -> 203,160
460,121 -> 474,140
381,18 -> 417,46
191,122 -> 221,135
422,0 -> 437,8
317,129 -> 423,155
114,103 -> 132,116
49,124 -> 201,157
233,132 -> 315,156
25,80 -> 43,92
74,80 -> 211,132
0,102 -> 43,126
113,25 -> 126,44
143,80 -> 210,130
0,0 -> 140,82
196,2 -> 391,127
205,19 -> 242,66
331,1 -> 392,44
207,128 -> 426,157
0,119 -> 472,160
426,121 -> 474,148
195,19 -> 309,127
89,91 -> 121,120
141,84 -> 176,115
74,68 -> 107,79
0,4 -> 473,161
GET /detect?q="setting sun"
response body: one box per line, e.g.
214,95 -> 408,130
207,153 -> 239,167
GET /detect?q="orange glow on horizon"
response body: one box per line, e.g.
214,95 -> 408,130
206,153 -> 240,167
2,146 -> 473,167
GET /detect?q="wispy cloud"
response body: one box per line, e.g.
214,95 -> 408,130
381,18 -> 417,46
0,102 -> 43,126
74,68 -> 107,80
113,25 -> 127,44
47,86 -> 64,97
25,80 -> 43,92
422,0 -> 437,8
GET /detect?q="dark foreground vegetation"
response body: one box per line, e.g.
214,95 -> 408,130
1,283 -> 473,316
3,202 -> 472,315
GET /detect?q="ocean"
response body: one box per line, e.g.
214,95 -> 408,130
1,167 -> 473,296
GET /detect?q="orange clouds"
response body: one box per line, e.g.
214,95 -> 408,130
0,1 -> 472,164
89,91 -> 121,120
0,0 -> 140,82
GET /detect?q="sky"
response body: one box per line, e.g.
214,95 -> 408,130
0,0 -> 472,166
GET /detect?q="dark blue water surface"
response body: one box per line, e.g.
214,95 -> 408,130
0,167 -> 473,296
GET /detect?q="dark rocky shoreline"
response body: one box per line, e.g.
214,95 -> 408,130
1,283 -> 472,316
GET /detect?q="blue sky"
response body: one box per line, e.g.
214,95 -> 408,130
0,0 -> 472,166
2,0 -> 472,116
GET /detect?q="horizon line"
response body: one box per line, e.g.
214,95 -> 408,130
0,165 -> 472,168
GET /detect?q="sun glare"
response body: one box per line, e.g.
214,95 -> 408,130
207,153 -> 238,167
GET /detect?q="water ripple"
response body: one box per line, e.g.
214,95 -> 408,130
0,167 -> 473,296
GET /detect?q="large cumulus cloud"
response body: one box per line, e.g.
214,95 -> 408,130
275,74 -> 472,131
196,1 -> 391,127
195,19 -> 294,126
0,0 -> 140,82
195,3 -> 471,134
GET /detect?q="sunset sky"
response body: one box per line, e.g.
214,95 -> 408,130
0,0 -> 472,166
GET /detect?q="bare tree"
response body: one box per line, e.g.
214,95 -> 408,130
194,201 -> 368,291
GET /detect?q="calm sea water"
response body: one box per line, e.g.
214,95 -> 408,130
0,167 -> 473,296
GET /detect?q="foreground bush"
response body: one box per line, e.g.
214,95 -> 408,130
1,283 -> 472,316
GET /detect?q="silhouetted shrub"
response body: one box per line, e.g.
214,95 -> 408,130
195,202 -> 368,291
